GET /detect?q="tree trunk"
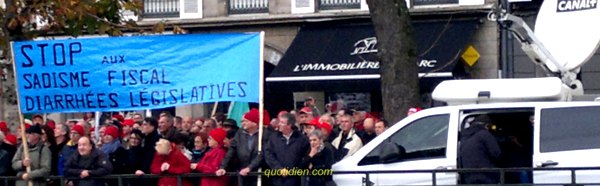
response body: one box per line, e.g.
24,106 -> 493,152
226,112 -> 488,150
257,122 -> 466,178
366,0 -> 420,124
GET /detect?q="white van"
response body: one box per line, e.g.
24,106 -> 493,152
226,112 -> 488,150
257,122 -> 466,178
332,99 -> 600,185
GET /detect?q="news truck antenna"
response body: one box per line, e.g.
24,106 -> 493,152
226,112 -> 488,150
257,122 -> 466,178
488,0 -> 600,92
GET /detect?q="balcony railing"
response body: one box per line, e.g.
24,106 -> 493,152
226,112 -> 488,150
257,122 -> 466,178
143,0 -> 180,19
228,0 -> 268,14
318,0 -> 361,10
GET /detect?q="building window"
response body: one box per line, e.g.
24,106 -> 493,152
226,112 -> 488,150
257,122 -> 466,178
318,0 -> 361,10
228,0 -> 268,14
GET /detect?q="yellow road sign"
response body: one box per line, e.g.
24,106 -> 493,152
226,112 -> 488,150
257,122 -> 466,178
462,45 -> 480,67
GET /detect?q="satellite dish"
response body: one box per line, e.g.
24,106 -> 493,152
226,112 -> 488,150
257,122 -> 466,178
534,0 -> 600,71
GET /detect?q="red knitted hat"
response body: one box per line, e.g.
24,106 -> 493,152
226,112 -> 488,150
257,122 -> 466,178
0,121 -> 7,134
47,120 -> 56,130
122,119 -> 135,127
113,114 -> 125,122
20,123 -> 31,130
5,134 -> 17,146
209,128 -> 227,146
104,125 -> 119,139
243,108 -> 271,125
71,125 -> 85,136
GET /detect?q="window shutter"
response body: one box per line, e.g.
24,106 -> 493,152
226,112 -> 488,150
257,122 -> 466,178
291,0 -> 315,14
180,0 -> 203,19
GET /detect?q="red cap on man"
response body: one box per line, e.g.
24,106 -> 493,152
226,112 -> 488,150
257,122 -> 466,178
299,107 -> 313,115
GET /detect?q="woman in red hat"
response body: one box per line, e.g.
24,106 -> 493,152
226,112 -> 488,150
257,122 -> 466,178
192,128 -> 228,186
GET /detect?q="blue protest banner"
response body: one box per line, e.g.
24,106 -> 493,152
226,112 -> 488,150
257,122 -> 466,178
11,33 -> 262,113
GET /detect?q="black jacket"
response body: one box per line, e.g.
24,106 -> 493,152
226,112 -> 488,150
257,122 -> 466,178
301,143 -> 335,186
458,125 -> 501,184
265,130 -> 310,186
64,148 -> 113,186
141,131 -> 160,173
106,146 -> 128,174
219,128 -> 271,171
0,143 -> 16,176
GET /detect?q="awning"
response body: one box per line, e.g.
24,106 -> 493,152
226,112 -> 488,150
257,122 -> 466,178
266,19 -> 479,82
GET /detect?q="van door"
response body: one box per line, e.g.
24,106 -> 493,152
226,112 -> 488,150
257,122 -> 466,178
374,112 -> 458,185
534,104 -> 600,184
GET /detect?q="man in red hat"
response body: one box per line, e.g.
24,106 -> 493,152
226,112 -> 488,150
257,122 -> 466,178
32,114 -> 44,125
216,108 -> 271,186
298,107 -> 314,125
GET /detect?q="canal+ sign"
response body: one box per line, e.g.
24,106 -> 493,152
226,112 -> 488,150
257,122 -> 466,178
557,0 -> 597,12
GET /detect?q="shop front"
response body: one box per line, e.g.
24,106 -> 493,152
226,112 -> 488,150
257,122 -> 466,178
265,18 -> 480,116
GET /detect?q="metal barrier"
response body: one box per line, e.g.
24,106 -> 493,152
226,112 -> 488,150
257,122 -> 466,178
318,0 -> 361,10
228,0 -> 268,14
2,167 -> 600,186
143,0 -> 180,19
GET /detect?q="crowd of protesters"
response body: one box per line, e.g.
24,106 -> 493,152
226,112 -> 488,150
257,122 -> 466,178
0,98 -> 394,186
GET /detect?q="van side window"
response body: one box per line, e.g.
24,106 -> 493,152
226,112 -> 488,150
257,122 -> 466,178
358,114 -> 450,166
540,106 -> 600,152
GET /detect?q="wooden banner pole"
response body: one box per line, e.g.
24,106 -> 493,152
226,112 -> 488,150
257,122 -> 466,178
10,41 -> 33,186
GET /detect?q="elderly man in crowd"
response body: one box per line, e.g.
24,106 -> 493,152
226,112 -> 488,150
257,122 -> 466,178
216,108 -> 271,186
12,125 -> 51,186
332,113 -> 363,162
64,136 -> 113,186
265,113 -> 310,186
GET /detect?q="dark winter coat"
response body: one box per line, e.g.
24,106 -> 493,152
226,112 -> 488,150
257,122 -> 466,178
195,146 -> 228,186
64,148 -> 113,186
220,129 -> 270,171
106,145 -> 128,174
0,143 -> 16,176
142,131 -> 160,173
301,143 -> 335,186
0,146 -> 11,176
264,130 -> 310,186
458,125 -> 502,184
126,145 -> 145,173
150,147 -> 192,186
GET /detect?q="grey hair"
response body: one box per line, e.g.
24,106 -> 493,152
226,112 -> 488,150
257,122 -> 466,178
308,130 -> 324,140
